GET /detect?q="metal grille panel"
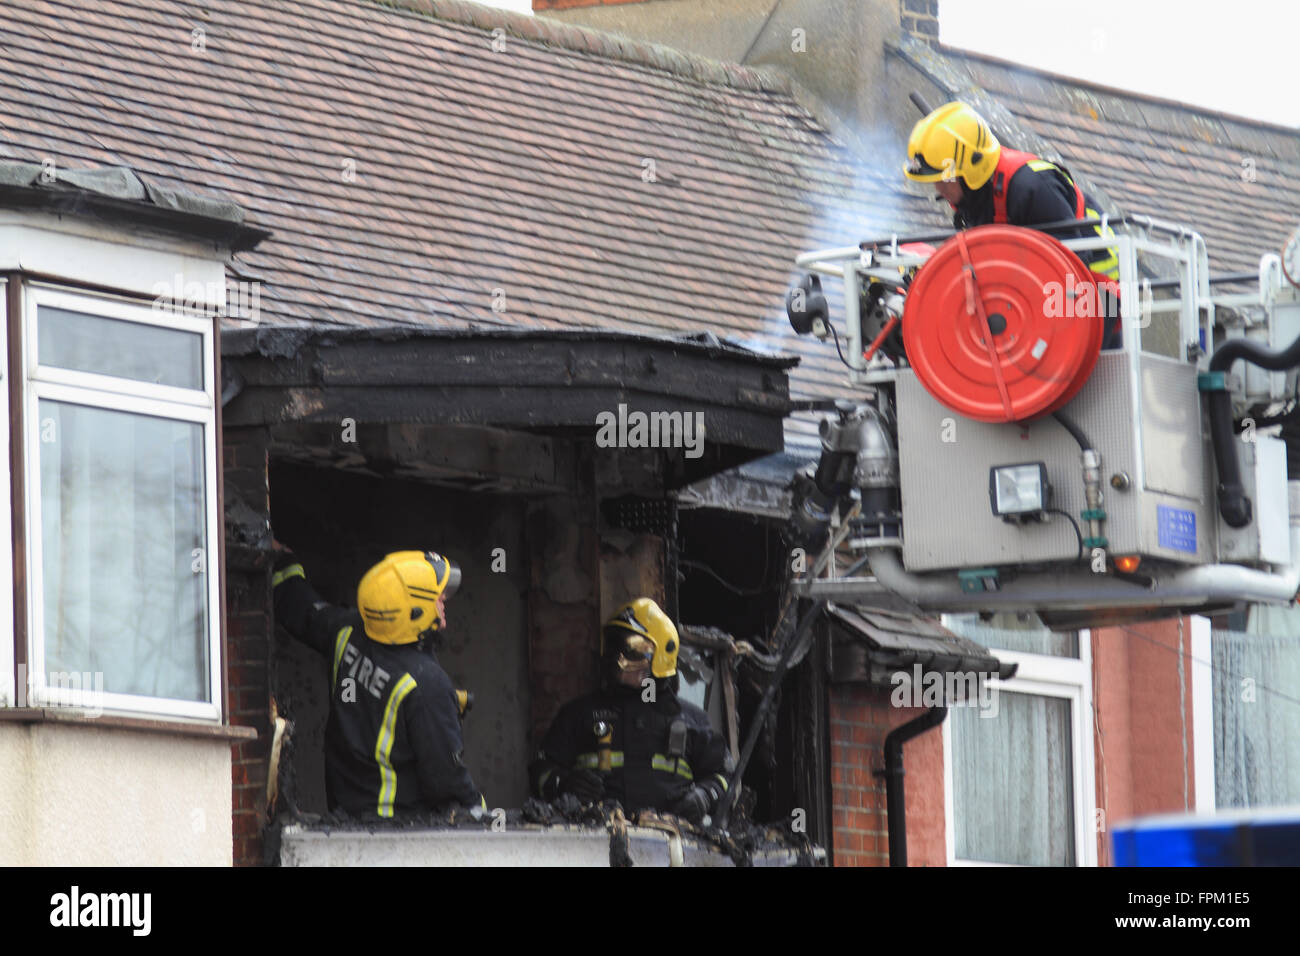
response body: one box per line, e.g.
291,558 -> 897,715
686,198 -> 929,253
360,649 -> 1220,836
897,353 -> 1209,570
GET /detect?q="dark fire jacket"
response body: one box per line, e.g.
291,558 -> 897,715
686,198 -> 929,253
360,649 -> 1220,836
272,553 -> 481,817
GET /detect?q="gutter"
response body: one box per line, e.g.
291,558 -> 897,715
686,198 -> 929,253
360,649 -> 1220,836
879,706 -> 947,868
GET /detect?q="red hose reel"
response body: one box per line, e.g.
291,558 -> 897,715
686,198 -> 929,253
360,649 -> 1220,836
901,225 -> 1105,423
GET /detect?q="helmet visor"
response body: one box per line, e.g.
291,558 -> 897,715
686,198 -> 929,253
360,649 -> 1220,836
904,152 -> 950,182
424,551 -> 461,599
616,635 -> 655,673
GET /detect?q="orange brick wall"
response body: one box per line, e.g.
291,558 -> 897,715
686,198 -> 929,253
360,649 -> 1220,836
1092,618 -> 1198,866
829,684 -> 946,867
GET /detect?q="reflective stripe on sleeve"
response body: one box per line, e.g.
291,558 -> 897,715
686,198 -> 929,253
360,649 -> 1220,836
652,754 -> 694,779
574,752 -> 624,769
375,673 -> 418,818
271,563 -> 305,587
331,626 -> 353,686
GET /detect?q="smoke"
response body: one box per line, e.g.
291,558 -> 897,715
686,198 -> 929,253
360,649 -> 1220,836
730,121 -> 946,360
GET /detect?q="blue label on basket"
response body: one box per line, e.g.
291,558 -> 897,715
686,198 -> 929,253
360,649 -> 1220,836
1157,505 -> 1197,553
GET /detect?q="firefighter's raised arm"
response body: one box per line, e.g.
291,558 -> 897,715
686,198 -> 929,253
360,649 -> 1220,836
271,544 -> 351,657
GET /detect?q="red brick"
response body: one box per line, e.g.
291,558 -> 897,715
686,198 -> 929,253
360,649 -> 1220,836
233,812 -> 263,837
234,836 -> 263,867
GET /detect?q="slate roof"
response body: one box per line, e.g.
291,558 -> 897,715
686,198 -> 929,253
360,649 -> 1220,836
0,0 -> 943,452
943,48 -> 1300,276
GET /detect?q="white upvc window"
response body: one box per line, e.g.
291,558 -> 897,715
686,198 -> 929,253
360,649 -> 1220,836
0,280 -> 11,706
22,285 -> 221,721
941,616 -> 1097,867
1195,609 -> 1300,811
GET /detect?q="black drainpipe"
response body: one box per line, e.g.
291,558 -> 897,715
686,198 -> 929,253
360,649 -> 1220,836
878,706 -> 947,867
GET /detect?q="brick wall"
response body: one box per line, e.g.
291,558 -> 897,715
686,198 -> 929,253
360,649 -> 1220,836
829,683 -> 946,866
222,426 -> 274,866
1092,618 -> 1198,865
900,0 -> 939,46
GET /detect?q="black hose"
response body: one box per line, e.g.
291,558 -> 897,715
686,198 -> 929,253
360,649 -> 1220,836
1208,390 -> 1252,527
1205,332 -> 1300,528
1209,333 -> 1300,377
1052,409 -> 1091,452
1046,507 -> 1084,560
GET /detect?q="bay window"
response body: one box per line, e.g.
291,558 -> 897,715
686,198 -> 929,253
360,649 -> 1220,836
22,285 -> 221,720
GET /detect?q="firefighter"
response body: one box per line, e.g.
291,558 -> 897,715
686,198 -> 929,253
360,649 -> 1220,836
903,101 -> 1121,343
271,542 -> 484,819
529,599 -> 732,825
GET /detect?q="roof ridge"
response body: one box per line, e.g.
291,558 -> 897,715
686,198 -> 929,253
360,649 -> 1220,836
364,0 -> 792,95
942,43 -> 1300,136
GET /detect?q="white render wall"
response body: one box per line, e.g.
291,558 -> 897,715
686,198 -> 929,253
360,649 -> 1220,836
0,723 -> 232,865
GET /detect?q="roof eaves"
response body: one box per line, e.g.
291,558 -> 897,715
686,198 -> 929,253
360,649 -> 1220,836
367,0 -> 793,95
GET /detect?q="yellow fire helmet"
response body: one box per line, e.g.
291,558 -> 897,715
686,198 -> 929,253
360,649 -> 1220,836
602,598 -> 679,679
903,101 -> 1001,190
357,550 -> 461,645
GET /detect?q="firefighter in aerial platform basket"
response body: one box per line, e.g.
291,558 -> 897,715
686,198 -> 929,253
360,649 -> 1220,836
272,542 -> 485,819
529,598 -> 733,826
903,100 -> 1122,347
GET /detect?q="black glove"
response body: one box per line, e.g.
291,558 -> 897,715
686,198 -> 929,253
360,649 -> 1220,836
670,785 -> 711,825
548,767 -> 605,803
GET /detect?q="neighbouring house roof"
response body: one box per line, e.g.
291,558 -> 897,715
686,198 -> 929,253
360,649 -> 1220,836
928,45 -> 1300,276
0,0 -> 940,454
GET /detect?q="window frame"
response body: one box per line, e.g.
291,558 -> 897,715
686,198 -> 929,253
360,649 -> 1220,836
0,280 -> 10,707
1190,615 -> 1216,813
21,284 -> 222,721
941,627 -> 1097,867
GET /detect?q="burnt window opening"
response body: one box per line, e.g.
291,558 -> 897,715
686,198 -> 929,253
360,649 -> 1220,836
676,509 -> 824,831
266,458 -> 532,816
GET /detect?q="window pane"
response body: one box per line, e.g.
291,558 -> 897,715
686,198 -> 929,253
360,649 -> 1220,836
953,691 -> 1076,865
1212,609 -> 1300,808
39,400 -> 209,702
946,612 -> 1079,658
38,306 -> 203,390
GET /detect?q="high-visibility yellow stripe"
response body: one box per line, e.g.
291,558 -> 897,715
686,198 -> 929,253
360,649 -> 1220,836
574,752 -> 624,769
331,626 -> 353,686
374,673 -> 418,818
652,754 -> 694,779
1084,205 -> 1120,281
272,563 -> 305,587
714,773 -> 730,793
1018,161 -> 1121,279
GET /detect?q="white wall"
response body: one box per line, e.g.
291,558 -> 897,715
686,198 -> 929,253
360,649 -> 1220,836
0,723 -> 232,865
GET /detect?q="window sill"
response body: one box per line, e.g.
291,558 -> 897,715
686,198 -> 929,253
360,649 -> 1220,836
0,708 -> 258,742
